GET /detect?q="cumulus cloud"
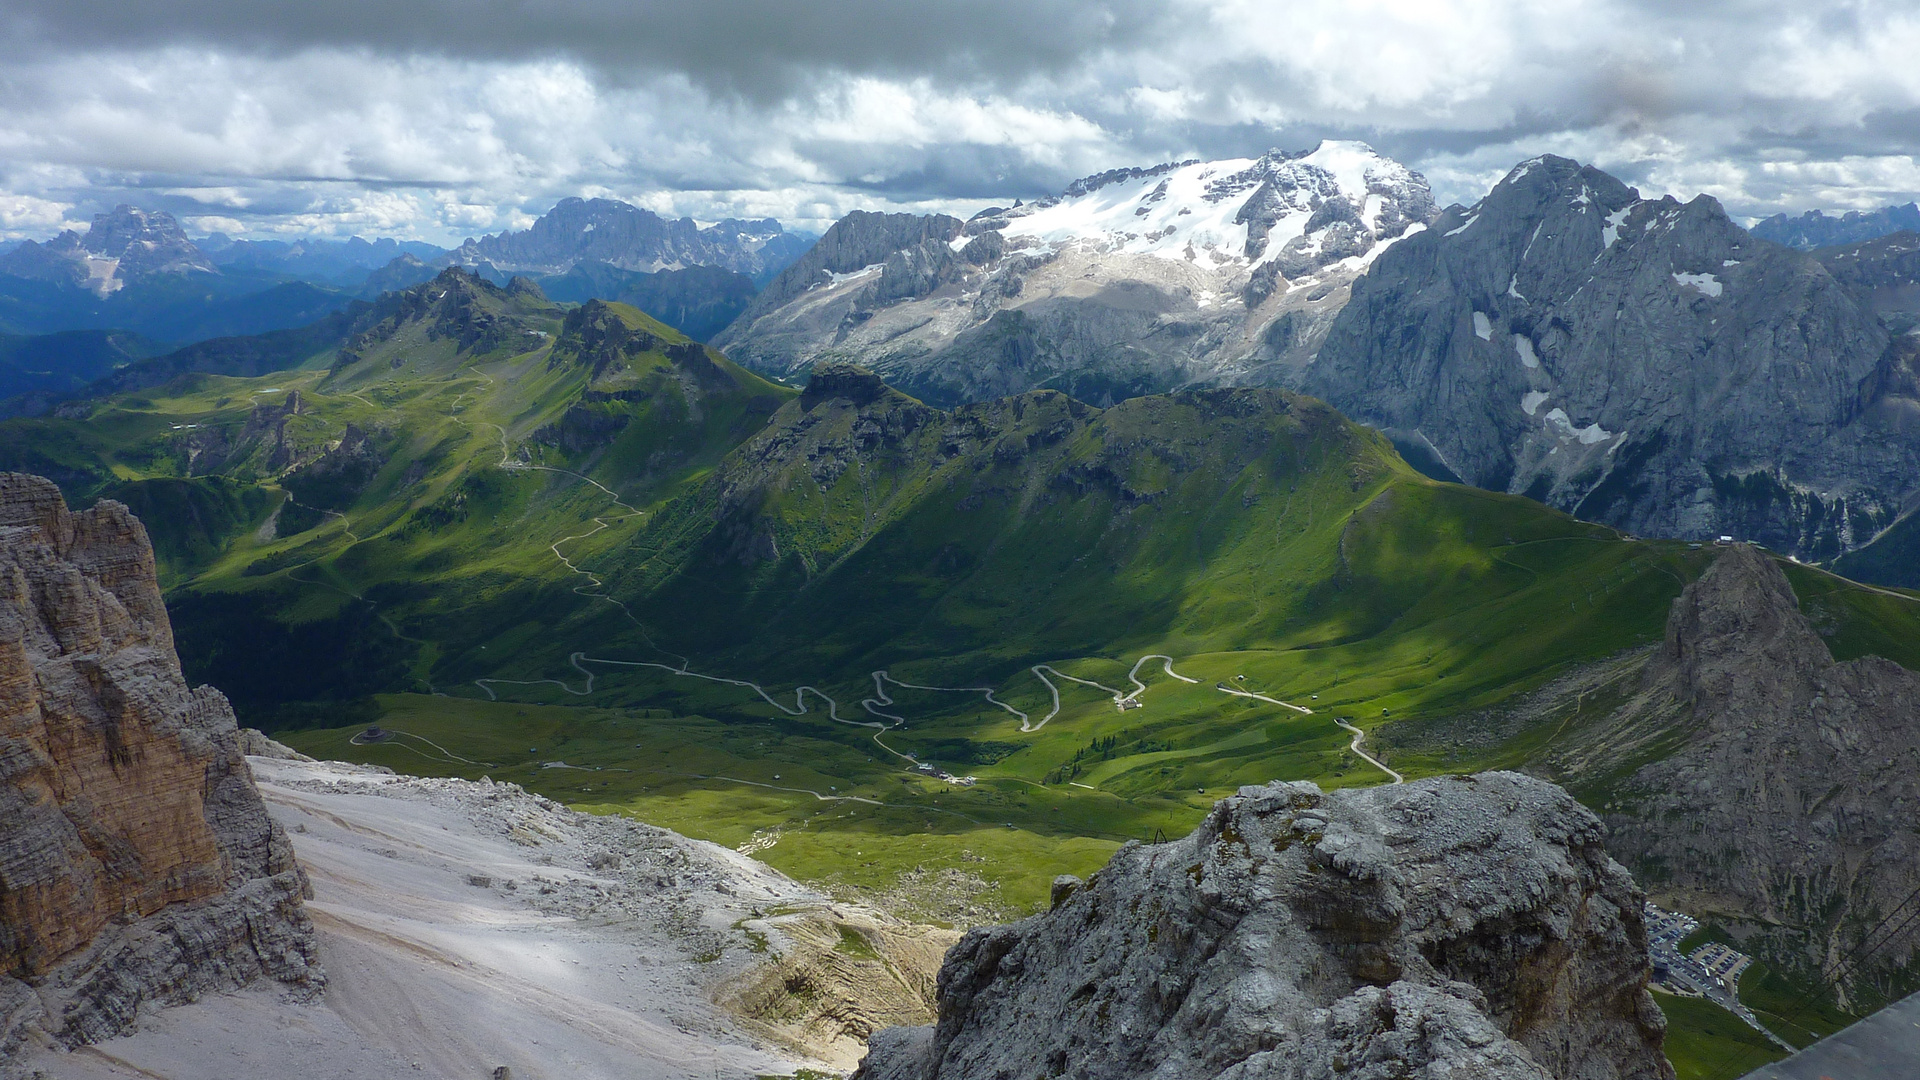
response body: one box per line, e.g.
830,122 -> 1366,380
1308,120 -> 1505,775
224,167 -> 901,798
0,0 -> 1914,241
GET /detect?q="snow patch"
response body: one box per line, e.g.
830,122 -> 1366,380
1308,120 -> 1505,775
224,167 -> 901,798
1521,391 -> 1550,416
825,262 -> 885,286
1445,214 -> 1480,237
1508,274 -> 1526,301
1473,311 -> 1493,341
1722,259 -> 1741,267
1514,335 -> 1540,368
1545,407 -> 1613,444
1672,271 -> 1723,297
1603,208 -> 1630,248
1338,221 -> 1426,273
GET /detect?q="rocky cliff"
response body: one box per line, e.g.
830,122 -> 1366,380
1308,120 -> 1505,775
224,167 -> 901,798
854,772 -> 1672,1080
715,142 -> 1437,407
1567,546 -> 1920,1006
1307,155 -> 1917,560
0,472 -> 319,1062
1816,230 -> 1920,330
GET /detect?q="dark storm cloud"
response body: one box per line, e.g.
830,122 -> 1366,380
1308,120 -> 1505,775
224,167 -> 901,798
0,0 -> 1172,96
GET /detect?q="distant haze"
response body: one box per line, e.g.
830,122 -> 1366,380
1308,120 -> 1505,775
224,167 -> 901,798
1,0 -> 1917,242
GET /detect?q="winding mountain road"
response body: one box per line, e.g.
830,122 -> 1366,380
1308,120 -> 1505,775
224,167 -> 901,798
1214,684 -> 1403,784
461,415 -> 1402,791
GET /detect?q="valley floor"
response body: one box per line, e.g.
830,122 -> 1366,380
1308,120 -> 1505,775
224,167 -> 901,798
20,757 -> 829,1080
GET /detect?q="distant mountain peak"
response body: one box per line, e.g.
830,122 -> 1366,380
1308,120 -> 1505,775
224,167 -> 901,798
1306,152 -> 1908,559
984,140 -> 1435,276
1751,201 -> 1920,251
0,204 -> 215,296
444,197 -> 813,284
717,140 -> 1438,404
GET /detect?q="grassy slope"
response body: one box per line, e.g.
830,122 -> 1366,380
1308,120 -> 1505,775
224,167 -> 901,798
280,379 -> 1732,919
0,281 -> 793,719
1657,994 -> 1785,1080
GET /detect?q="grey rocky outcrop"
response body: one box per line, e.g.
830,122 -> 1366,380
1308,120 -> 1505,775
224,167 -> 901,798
1575,546 -> 1920,1004
1306,155 -> 1917,559
1815,230 -> 1920,328
723,210 -> 968,335
0,472 -> 319,1065
855,772 -> 1672,1080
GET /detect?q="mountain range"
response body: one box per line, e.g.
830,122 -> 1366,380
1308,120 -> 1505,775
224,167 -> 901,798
442,196 -> 814,285
714,149 -> 1920,565
12,150 -> 1920,572
198,233 -> 448,285
1752,202 -> 1920,250
0,199 -> 814,413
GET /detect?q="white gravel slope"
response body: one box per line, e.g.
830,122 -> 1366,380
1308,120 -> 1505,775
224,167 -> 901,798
23,757 -> 827,1080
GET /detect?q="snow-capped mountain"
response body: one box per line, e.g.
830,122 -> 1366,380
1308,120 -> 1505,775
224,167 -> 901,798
715,141 -> 1438,406
993,142 -> 1432,282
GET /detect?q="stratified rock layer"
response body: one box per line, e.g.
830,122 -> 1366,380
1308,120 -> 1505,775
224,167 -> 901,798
856,771 -> 1672,1080
0,472 -> 318,1060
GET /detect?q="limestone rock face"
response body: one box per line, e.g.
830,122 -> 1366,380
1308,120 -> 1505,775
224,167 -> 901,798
1593,546 -> 1920,1000
1306,155 -> 1912,559
0,472 -> 318,1059
855,772 -> 1672,1080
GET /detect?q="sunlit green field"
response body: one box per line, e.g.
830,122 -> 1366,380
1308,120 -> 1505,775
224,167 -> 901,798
1656,993 -> 1786,1080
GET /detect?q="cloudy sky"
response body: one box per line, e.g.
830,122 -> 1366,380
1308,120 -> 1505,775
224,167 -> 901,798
2,0 -> 1918,243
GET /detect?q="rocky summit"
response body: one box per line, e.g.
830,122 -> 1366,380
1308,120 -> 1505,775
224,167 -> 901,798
1572,545 -> 1920,1006
0,473 -> 318,1064
0,206 -> 216,297
855,771 -> 1672,1080
1307,154 -> 1918,559
715,141 -> 1437,406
